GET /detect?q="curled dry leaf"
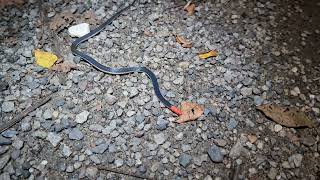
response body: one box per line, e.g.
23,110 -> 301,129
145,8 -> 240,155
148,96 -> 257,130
176,35 -> 192,48
51,62 -> 76,73
198,50 -> 218,59
34,49 -> 58,68
257,104 -> 316,128
183,1 -> 195,16
247,134 -> 257,144
177,101 -> 204,123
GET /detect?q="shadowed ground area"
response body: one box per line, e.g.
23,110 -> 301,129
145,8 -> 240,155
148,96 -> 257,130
0,0 -> 319,179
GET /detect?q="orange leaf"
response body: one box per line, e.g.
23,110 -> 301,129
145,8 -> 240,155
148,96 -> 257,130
51,62 -> 76,73
176,35 -> 192,48
198,50 -> 218,59
177,102 -> 204,123
183,1 -> 195,16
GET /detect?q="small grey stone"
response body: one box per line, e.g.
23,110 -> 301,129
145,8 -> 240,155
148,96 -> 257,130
129,87 -> 139,98
138,165 -> 147,174
253,96 -> 264,106
135,115 -> 145,124
1,101 -> 14,112
173,77 -> 184,85
0,172 -> 10,180
69,128 -> 84,140
0,154 -> 10,170
156,118 -> 169,131
208,145 -> 224,163
21,121 -> 31,132
154,133 -> 166,145
11,149 -> 20,159
241,87 -> 252,96
105,38 -> 113,48
181,144 -> 191,152
114,159 -> 124,167
89,124 -> 104,132
92,143 -> 109,154
268,168 -> 277,179
32,131 -> 47,139
43,109 -> 53,120
66,165 -> 74,173
1,130 -> 17,138
179,154 -> 192,167
288,154 -> 303,168
229,141 -> 242,158
227,118 -> 238,130
0,146 -> 9,155
47,132 -> 62,147
90,155 -> 101,164
106,94 -> 117,105
12,138 -> 24,149
76,111 -> 90,124
62,144 -> 72,157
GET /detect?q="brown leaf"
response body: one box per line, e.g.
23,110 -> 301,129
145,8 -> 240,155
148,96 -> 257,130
257,104 -> 315,128
51,62 -> 76,73
176,35 -> 192,48
247,134 -> 257,144
49,10 -> 74,31
0,0 -> 24,7
177,102 -> 204,123
183,1 -> 195,16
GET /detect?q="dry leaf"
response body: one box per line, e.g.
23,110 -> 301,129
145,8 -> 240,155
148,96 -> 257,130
144,29 -> 153,36
177,101 -> 204,123
34,49 -> 58,68
49,10 -> 74,31
257,104 -> 315,128
183,1 -> 195,16
198,50 -> 218,59
247,134 -> 257,144
0,0 -> 24,7
176,35 -> 192,48
51,62 -> 76,73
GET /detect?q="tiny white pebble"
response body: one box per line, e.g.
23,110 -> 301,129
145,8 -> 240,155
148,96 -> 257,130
274,124 -> 283,132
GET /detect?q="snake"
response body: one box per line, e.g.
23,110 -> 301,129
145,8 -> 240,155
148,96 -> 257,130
71,0 -> 182,116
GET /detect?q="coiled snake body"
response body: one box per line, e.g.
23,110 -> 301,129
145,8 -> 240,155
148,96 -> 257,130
71,0 -> 182,115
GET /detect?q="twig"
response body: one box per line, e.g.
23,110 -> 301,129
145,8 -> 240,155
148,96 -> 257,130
97,165 -> 152,180
0,95 -> 52,133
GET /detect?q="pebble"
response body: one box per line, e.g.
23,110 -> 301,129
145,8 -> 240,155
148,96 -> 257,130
1,101 -> 14,112
69,128 -> 84,140
62,144 -> 72,157
227,118 -> 238,130
154,133 -> 166,145
181,144 -> 191,152
253,96 -> 264,106
213,139 -> 227,147
106,94 -> 117,105
179,154 -> 192,167
241,87 -> 253,96
68,23 -> 90,37
208,145 -> 224,163
274,124 -> 282,132
89,124 -> 104,132
91,143 -> 109,154
129,87 -> 139,98
114,159 -> 124,167
229,141 -> 242,158
268,168 -> 277,179
288,153 -> 303,168
1,130 -> 17,138
47,132 -> 62,147
12,138 -> 24,149
76,111 -> 90,124
156,118 -> 169,131
86,167 -> 98,178
43,109 -> 53,120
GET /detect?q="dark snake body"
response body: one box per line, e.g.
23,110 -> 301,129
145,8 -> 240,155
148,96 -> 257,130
71,1 -> 182,115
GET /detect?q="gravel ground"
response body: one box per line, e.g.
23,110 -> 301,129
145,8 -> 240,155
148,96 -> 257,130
1,0 -> 320,179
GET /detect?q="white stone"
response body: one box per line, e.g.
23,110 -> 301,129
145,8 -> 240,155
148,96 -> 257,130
274,124 -> 283,132
76,111 -> 90,124
68,23 -> 90,38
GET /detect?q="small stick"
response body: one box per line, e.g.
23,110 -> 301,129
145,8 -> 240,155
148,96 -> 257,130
97,165 -> 152,180
0,95 -> 52,133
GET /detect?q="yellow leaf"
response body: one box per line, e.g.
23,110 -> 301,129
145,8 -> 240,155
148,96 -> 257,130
257,104 -> 315,128
177,101 -> 204,123
198,50 -> 218,59
34,49 -> 58,68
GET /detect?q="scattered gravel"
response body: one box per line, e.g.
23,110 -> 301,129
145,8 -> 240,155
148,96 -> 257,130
0,0 -> 319,179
